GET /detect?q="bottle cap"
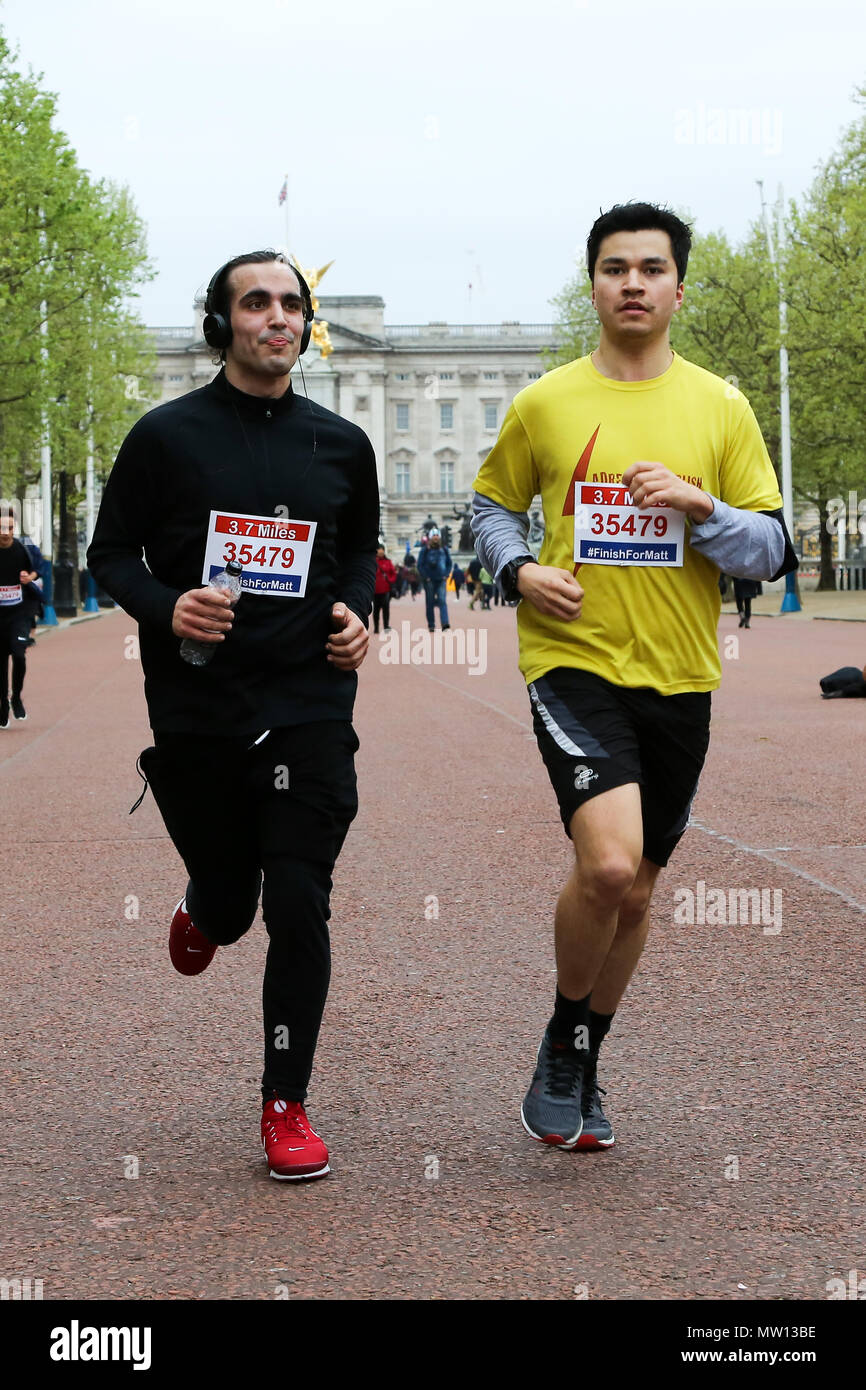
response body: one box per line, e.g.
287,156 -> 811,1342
225,560 -> 243,576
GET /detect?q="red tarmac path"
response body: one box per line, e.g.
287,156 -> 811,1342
1,597 -> 863,1300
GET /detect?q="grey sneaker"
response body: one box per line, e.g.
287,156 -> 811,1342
577,1070 -> 615,1150
520,1027 -> 584,1149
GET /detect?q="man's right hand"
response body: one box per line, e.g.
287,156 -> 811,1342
172,587 -> 234,642
516,562 -> 583,621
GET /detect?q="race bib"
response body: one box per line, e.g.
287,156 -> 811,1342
574,483 -> 684,567
0,584 -> 22,606
202,510 -> 317,598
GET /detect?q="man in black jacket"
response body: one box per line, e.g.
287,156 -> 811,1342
0,506 -> 39,726
88,251 -> 379,1181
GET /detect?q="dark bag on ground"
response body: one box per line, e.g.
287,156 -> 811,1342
819,667 -> 866,699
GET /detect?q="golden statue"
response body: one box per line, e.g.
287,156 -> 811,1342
290,256 -> 334,359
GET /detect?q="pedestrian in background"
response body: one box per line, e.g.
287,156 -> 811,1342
733,576 -> 761,628
479,565 -> 494,609
467,555 -> 482,608
372,545 -> 397,633
417,528 -> 451,632
0,506 -> 38,726
451,561 -> 465,599
407,557 -> 421,601
21,532 -> 45,645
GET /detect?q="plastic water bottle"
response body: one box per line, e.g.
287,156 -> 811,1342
180,560 -> 243,666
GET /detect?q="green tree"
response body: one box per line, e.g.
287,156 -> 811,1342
783,89 -> 866,587
0,28 -> 155,555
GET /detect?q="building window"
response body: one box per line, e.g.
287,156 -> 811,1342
395,462 -> 410,494
395,372 -> 411,380
440,403 -> 454,430
527,371 -> 542,380
439,372 -> 454,380
397,513 -> 410,523
169,375 -> 183,383
440,461 -> 455,494
483,371 -> 498,380
397,536 -> 411,551
484,403 -> 498,430
396,403 -> 410,431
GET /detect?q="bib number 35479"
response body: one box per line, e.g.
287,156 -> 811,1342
202,510 -> 318,597
573,483 -> 684,567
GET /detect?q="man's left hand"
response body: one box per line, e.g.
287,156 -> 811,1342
327,603 -> 369,670
622,462 -> 714,522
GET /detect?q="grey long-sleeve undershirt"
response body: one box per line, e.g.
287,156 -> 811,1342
470,491 -> 786,583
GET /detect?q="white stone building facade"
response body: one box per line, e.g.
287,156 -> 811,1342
149,295 -> 556,555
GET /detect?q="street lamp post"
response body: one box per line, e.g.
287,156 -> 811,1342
83,427 -> 100,612
757,181 -> 801,613
39,295 -> 57,626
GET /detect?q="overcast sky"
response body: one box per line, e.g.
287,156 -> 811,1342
2,0 -> 864,327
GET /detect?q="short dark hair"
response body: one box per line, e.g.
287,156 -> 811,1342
206,250 -> 307,364
586,203 -> 692,283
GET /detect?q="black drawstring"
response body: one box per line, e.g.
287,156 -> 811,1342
128,752 -> 150,815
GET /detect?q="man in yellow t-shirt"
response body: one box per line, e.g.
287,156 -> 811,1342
471,201 -> 797,1155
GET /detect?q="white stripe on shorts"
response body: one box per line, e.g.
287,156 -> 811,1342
528,682 -> 588,757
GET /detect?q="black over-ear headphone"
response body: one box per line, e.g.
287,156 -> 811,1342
202,256 -> 314,355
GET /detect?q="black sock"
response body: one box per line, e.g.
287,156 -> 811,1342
549,988 -> 591,1048
586,1009 -> 615,1076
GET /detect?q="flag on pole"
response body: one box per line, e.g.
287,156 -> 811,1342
278,177 -> 287,207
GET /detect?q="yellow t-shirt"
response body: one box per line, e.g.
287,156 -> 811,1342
472,352 -> 783,695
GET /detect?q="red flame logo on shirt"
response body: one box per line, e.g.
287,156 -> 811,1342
563,425 -> 600,575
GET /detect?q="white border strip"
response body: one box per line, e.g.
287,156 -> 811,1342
528,682 -> 587,757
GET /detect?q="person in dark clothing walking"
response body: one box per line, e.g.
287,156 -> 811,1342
733,576 -> 761,627
88,250 -> 378,1182
406,557 -> 421,600
372,546 -> 397,633
20,533 -> 45,645
451,562 -> 464,599
0,507 -> 38,726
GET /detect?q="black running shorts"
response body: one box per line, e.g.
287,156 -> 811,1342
529,668 -> 711,868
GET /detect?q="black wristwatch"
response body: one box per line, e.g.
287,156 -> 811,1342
500,554 -> 536,602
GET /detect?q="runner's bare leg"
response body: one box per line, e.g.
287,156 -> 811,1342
555,784 -> 643,999
589,857 -> 661,1014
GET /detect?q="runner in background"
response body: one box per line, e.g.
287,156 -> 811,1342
472,202 -> 797,1154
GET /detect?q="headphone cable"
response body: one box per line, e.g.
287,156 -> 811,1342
295,355 -> 318,459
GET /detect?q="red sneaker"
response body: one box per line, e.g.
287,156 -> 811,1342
261,1098 -> 330,1181
168,898 -> 217,976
